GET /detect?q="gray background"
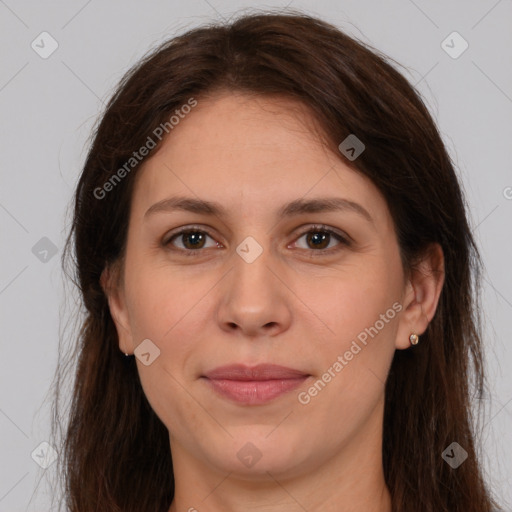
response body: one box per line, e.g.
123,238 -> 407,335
1,0 -> 511,510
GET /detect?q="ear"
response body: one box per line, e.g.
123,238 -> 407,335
100,263 -> 135,355
395,243 -> 445,350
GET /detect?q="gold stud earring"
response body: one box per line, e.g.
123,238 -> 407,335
409,333 -> 419,346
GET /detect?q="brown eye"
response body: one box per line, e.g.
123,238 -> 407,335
305,231 -> 331,250
165,228 -> 220,255
177,231 -> 207,250
293,225 -> 350,254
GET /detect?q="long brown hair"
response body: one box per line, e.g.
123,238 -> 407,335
49,10 -> 502,511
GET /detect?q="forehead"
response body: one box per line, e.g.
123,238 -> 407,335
130,92 -> 389,228
158,91 -> 333,160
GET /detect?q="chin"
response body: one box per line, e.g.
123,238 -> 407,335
205,429 -> 315,480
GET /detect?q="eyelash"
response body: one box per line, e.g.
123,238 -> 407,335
163,224 -> 351,257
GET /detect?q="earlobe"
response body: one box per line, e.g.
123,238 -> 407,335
100,265 -> 134,355
395,243 -> 445,350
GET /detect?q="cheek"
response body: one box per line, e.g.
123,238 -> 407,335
302,260 -> 399,346
123,267 -> 210,433
302,259 -> 401,404
297,276 -> 399,438
123,264 -> 216,405
125,265 -> 208,342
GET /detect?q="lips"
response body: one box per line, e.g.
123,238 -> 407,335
204,363 -> 309,381
202,364 -> 310,405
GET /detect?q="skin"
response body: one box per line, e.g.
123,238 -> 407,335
102,91 -> 444,512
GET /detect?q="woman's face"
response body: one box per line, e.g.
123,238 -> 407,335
106,91 -> 424,481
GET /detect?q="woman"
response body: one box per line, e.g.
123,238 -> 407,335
50,10 -> 502,512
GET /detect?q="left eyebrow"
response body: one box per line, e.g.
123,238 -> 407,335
277,197 -> 373,223
144,196 -> 373,223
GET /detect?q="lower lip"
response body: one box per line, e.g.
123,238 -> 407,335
203,376 -> 309,405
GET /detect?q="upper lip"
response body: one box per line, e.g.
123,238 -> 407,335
203,364 -> 309,381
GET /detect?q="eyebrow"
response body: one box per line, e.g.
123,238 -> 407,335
144,196 -> 373,223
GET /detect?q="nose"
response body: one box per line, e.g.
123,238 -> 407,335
216,241 -> 292,338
